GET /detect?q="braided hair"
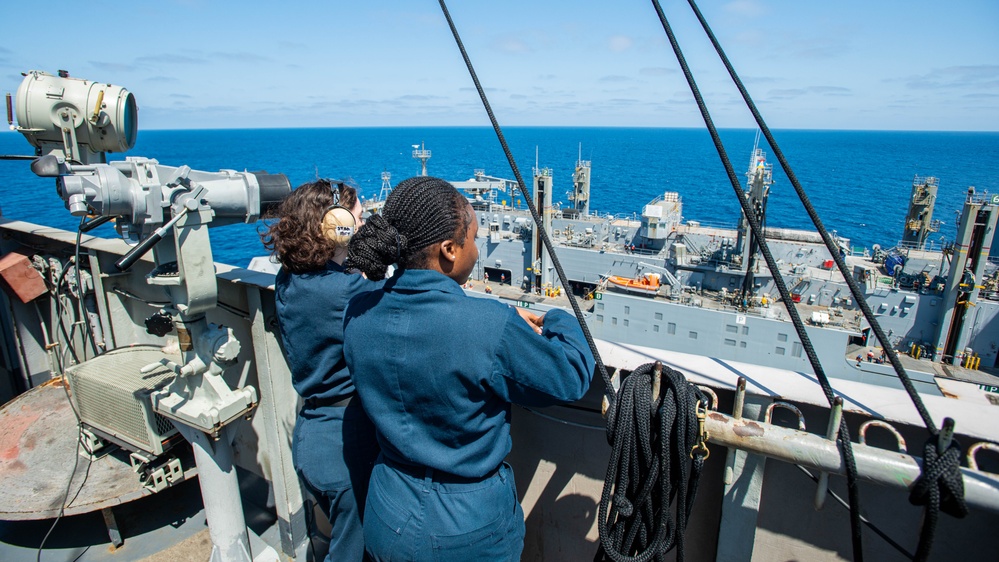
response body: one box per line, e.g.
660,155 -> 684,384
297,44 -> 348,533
260,179 -> 358,274
346,176 -> 470,281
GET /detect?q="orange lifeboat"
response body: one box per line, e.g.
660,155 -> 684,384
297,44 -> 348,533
606,273 -> 661,297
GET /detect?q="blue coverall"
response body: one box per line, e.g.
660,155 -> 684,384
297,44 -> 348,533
343,269 -> 595,561
275,262 -> 380,562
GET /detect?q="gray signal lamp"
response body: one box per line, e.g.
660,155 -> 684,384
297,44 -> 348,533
12,69 -> 137,164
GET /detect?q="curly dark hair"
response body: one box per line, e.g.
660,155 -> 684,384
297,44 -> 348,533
260,179 -> 359,274
345,176 -> 471,281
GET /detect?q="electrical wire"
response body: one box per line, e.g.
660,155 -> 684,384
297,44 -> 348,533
36,218 -> 99,561
796,465 -> 914,560
74,217 -> 102,357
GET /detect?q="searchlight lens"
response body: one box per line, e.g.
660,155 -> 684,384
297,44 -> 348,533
14,70 -> 138,159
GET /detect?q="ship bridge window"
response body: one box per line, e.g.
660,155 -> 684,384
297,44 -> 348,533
655,312 -> 663,320
668,323 -> 676,335
778,333 -> 788,342
724,339 -> 736,346
653,325 -> 660,332
742,326 -> 749,335
623,319 -> 629,327
776,347 -> 786,355
689,331 -> 698,340
792,342 -> 803,357
596,315 -> 604,322
740,341 -> 747,348
596,303 -> 604,310
612,317 -> 618,325
726,325 -> 738,333
624,306 -> 631,314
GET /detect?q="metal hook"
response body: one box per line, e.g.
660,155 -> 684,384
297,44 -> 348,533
696,385 -> 719,411
859,420 -> 907,453
764,401 -> 806,431
967,441 -> 999,473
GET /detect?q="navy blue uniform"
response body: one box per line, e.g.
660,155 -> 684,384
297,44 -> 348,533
343,269 -> 595,561
275,262 -> 380,562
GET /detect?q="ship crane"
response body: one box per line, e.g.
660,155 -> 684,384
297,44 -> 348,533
638,261 -> 684,297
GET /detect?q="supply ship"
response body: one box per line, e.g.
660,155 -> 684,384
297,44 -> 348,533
378,143 -> 998,394
1,68 -> 998,562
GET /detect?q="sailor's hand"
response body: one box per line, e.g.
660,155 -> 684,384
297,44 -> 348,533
516,308 -> 544,334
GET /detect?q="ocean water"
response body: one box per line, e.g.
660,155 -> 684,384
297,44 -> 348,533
1,127 -> 997,268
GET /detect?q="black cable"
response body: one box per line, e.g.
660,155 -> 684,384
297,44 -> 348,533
679,1 -> 966,558
647,1 -> 866,559
796,465 -> 914,560
38,218 -> 106,559
436,0 -> 613,406
74,217 -> 102,357
36,353 -> 95,561
681,0 -> 936,437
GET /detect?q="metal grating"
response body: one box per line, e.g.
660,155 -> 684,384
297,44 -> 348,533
66,346 -> 180,455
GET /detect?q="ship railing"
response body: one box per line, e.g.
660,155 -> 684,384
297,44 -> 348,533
597,370 -> 999,514
894,239 -> 946,253
703,379 -> 999,512
680,219 -> 740,231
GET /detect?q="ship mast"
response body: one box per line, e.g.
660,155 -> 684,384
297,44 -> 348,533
412,141 -> 431,176
379,171 -> 392,201
901,175 -> 940,249
737,133 -> 773,304
569,142 -> 591,216
532,152 -> 554,290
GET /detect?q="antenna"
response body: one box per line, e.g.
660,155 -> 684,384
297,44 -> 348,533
379,171 -> 393,201
412,141 -> 431,176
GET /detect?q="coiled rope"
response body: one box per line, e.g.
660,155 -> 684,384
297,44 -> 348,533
594,362 -> 708,562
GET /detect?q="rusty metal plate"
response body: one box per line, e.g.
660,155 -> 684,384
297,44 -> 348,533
0,378 -> 197,520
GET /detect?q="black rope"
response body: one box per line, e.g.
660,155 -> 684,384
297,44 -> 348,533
681,0 -> 936,436
647,1 -> 867,559
908,428 -> 969,560
679,1 -> 966,558
594,362 -> 707,562
436,0 -> 613,405
796,465 -> 915,560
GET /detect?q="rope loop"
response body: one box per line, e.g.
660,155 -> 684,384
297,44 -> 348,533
909,434 -> 969,560
595,362 -> 707,562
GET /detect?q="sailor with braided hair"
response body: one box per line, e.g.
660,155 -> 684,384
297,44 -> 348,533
262,179 -> 380,562
343,176 -> 595,561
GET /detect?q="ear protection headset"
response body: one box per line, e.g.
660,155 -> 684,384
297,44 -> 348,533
321,180 -> 356,245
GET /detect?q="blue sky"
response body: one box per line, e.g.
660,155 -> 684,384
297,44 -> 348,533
1,1 -> 997,131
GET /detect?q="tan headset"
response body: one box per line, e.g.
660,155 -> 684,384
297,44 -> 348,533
321,181 -> 356,245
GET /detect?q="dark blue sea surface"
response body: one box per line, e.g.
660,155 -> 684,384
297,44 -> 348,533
2,128 -> 997,268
